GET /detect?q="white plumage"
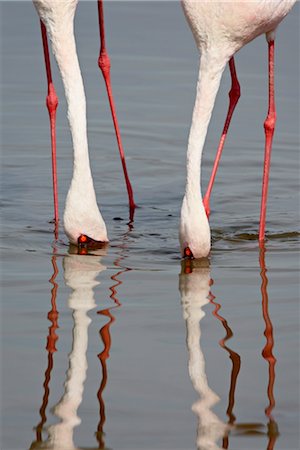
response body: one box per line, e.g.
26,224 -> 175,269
180,0 -> 296,258
33,1 -> 296,255
34,0 -> 108,245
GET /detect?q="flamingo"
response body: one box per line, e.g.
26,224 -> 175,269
180,0 -> 296,259
33,0 -> 135,247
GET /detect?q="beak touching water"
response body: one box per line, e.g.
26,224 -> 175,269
77,234 -> 107,251
183,246 -> 194,259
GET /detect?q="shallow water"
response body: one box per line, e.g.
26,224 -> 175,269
1,2 -> 299,450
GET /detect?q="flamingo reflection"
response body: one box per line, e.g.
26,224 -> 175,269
180,260 -> 229,450
48,253 -> 107,449
30,250 -> 107,450
30,231 -> 132,450
180,246 -> 278,450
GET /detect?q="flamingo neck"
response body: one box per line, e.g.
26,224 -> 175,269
49,14 -> 94,185
185,54 -> 226,201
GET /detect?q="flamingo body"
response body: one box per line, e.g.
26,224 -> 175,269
180,0 -> 296,258
182,1 -> 295,53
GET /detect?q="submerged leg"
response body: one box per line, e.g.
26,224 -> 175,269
40,21 -> 59,236
203,57 -> 241,217
259,39 -> 276,242
97,0 -> 136,220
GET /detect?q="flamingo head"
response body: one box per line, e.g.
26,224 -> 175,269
179,196 -> 211,259
77,234 -> 108,251
63,180 -> 109,248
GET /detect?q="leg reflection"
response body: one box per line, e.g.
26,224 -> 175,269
96,307 -> 115,449
96,238 -> 132,449
209,285 -> 241,449
30,254 -> 60,449
260,244 -> 278,450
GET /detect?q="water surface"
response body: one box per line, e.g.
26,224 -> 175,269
1,2 -> 299,450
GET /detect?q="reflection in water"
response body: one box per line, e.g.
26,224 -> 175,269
31,254 -> 60,448
209,286 -> 241,450
260,245 -> 278,450
96,249 -> 131,449
179,260 -> 229,450
180,246 -> 278,450
96,305 -> 115,449
230,246 -> 279,450
47,253 -> 106,449
30,233 -> 132,450
29,242 -> 277,449
30,250 -> 107,449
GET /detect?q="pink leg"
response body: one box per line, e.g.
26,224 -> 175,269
203,57 -> 241,217
259,40 -> 276,242
97,0 -> 136,220
40,21 -> 59,236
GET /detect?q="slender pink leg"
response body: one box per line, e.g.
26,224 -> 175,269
259,40 -> 276,242
40,21 -> 59,236
97,0 -> 136,220
203,57 -> 241,217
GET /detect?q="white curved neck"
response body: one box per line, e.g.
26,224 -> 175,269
185,53 -> 226,200
45,6 -> 94,184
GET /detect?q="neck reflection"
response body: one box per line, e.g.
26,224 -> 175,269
180,259 -> 229,450
51,252 -> 107,450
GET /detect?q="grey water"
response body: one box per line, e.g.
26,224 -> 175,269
1,2 -> 299,450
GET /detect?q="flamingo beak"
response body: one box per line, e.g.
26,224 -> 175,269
183,246 -> 194,259
78,234 -> 88,245
77,234 -> 107,252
